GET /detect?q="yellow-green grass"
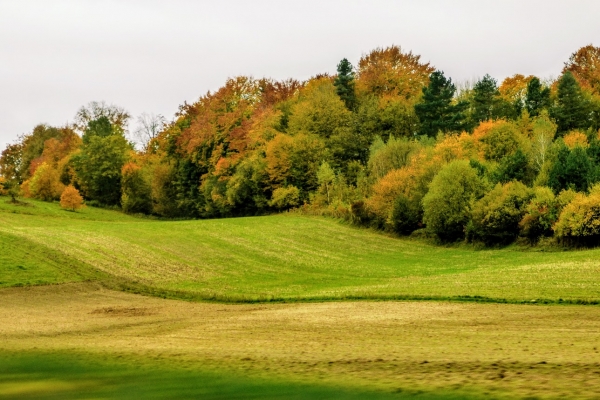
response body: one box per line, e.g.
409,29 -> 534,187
1,197 -> 600,304
2,352 -> 440,400
2,283 -> 600,399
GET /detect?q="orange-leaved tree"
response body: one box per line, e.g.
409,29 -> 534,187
563,45 -> 600,95
60,185 -> 84,211
499,74 -> 535,104
356,45 -> 434,100
563,130 -> 589,149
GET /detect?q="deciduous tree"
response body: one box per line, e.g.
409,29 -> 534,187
356,45 -> 434,100
563,45 -> 600,95
423,160 -> 485,242
60,185 -> 84,211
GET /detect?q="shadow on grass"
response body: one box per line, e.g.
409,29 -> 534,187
0,352 -> 474,400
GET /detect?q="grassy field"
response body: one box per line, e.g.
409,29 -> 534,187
1,197 -> 600,304
2,283 -> 600,399
1,353 -> 423,400
3,197 -> 600,398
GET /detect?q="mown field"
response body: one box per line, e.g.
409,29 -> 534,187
2,198 -> 600,399
2,283 -> 600,399
1,198 -> 600,303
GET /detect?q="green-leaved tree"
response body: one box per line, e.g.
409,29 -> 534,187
74,117 -> 131,206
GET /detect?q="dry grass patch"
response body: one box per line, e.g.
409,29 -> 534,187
2,284 -> 600,399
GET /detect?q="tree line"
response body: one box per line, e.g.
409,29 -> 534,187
2,44 -> 600,246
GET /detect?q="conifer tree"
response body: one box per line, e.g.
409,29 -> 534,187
548,143 -> 595,193
471,74 -> 500,123
333,58 -> 357,111
524,77 -> 551,117
415,70 -> 467,137
552,71 -> 590,134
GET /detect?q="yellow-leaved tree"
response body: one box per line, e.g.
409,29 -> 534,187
60,185 -> 84,211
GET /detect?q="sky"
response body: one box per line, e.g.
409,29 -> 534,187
1,0 -> 599,150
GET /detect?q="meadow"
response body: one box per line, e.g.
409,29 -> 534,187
1,198 -> 600,304
2,198 -> 600,399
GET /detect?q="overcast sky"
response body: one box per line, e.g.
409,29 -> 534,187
1,0 -> 599,150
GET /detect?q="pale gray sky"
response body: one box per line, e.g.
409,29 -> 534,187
1,0 -> 599,150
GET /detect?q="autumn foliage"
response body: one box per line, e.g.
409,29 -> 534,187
60,185 -> 84,211
3,44 -> 600,247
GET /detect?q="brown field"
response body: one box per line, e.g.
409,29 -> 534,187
2,284 -> 600,399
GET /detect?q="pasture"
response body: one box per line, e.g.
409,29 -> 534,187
1,199 -> 600,304
2,198 -> 600,399
2,283 -> 600,399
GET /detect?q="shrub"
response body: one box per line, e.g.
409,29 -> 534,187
367,167 -> 415,227
554,185 -> 600,246
519,187 -> 560,242
390,194 -> 422,234
121,162 -> 152,214
472,120 -> 526,161
548,144 -> 595,193
350,201 -> 375,226
29,162 -> 64,201
367,136 -> 419,180
491,148 -> 533,185
60,185 -> 84,211
469,181 -> 533,245
422,160 -> 485,242
269,186 -> 300,210
563,130 -> 589,149
0,177 -> 6,196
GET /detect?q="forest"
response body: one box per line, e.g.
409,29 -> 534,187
2,44 -> 600,247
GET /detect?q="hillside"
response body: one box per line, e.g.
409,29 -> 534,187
2,198 -> 599,304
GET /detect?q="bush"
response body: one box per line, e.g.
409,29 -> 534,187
519,187 -> 560,242
121,162 -> 152,214
29,162 -> 64,201
469,181 -> 533,245
554,185 -> 600,246
491,148 -> 534,185
367,167 -> 415,228
60,185 -> 84,211
390,194 -> 422,235
269,186 -> 300,210
473,120 -> 526,161
367,136 -> 419,180
350,201 -> 374,226
422,160 -> 485,242
0,177 -> 6,196
548,144 -> 595,193
563,130 -> 588,149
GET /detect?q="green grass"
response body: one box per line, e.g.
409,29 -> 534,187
0,351 -> 469,400
1,197 -> 600,303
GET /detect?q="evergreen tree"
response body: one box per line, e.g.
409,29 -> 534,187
552,71 -> 590,134
333,58 -> 357,111
414,70 -> 468,137
524,77 -> 550,117
548,143 -> 595,193
471,74 -> 500,123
